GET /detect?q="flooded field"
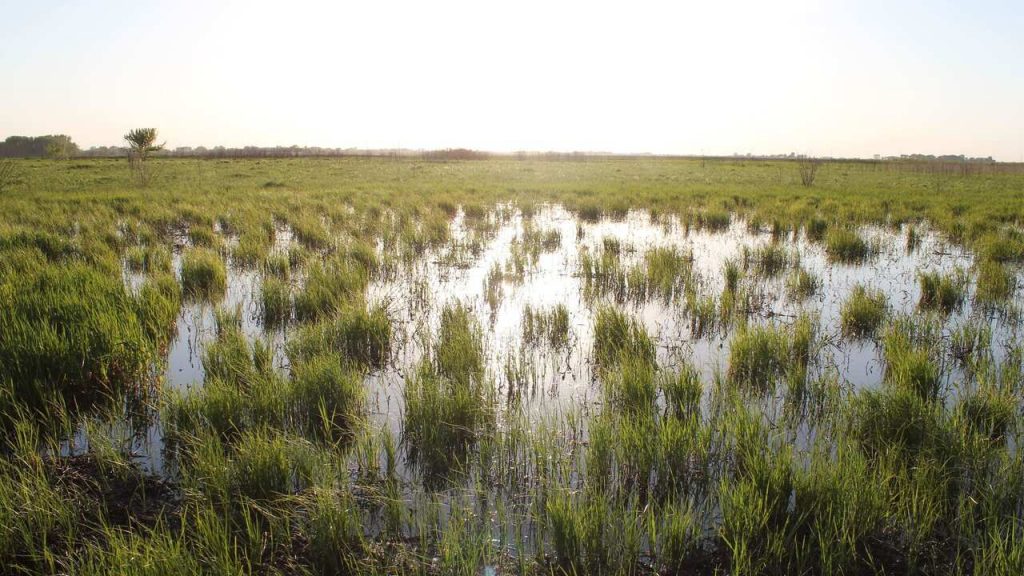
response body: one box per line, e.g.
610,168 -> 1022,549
3,157 -> 1024,575
153,205 -> 1018,441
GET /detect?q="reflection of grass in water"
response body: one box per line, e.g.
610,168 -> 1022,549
521,303 -> 570,348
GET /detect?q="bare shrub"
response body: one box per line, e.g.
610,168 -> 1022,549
799,158 -> 821,187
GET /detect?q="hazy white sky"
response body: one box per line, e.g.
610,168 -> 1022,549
2,0 -> 1022,159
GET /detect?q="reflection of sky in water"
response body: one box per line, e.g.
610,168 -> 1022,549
112,204 -> 1021,474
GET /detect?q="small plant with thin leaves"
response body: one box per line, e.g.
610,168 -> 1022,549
124,128 -> 165,186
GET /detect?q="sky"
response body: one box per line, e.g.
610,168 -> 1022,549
1,0 -> 1022,160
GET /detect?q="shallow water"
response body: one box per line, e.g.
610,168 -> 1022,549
116,204 -> 1022,475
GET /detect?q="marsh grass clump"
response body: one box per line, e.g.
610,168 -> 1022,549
134,272 -> 182,345
521,303 -> 570,348
287,304 -> 391,367
744,243 -> 794,278
826,228 -> 872,263
660,363 -> 702,418
881,319 -> 941,400
785,266 -> 820,300
849,386 -> 946,458
402,363 -> 494,480
804,218 -> 828,242
289,213 -> 332,250
546,488 -> 641,575
202,324 -> 274,388
974,259 -> 1016,305
188,429 -> 323,503
263,252 -> 291,279
840,285 -> 888,338
124,245 -> 172,274
727,318 -> 813,394
290,354 -> 365,441
261,275 -> 291,327
0,264 -> 157,406
180,248 -> 226,300
232,233 -> 271,268
294,259 -> 369,322
950,321 -> 991,366
434,303 -> 486,384
723,258 -> 742,293
188,225 -> 218,248
884,345 -> 941,400
641,246 -> 693,300
403,303 -> 494,478
300,486 -> 367,573
593,307 -> 655,369
918,270 -> 966,313
602,355 -> 657,415
163,372 -> 289,446
955,387 -> 1015,442
697,209 -> 731,232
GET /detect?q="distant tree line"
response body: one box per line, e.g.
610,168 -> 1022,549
0,135 -> 79,159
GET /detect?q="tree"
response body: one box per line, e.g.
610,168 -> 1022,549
45,135 -> 78,159
124,128 -> 164,186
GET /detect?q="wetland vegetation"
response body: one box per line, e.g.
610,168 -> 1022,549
1,156 -> 1024,574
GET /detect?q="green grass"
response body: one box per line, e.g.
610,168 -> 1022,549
4,157 -> 1024,574
826,228 -> 872,263
286,303 -> 391,367
840,284 -> 888,338
918,270 -> 966,312
593,306 -> 655,368
0,263 -> 160,407
260,275 -> 290,327
180,248 -> 226,300
727,318 -> 813,394
974,259 -> 1016,304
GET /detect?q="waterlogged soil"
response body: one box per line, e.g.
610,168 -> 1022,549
109,205 -> 1021,475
